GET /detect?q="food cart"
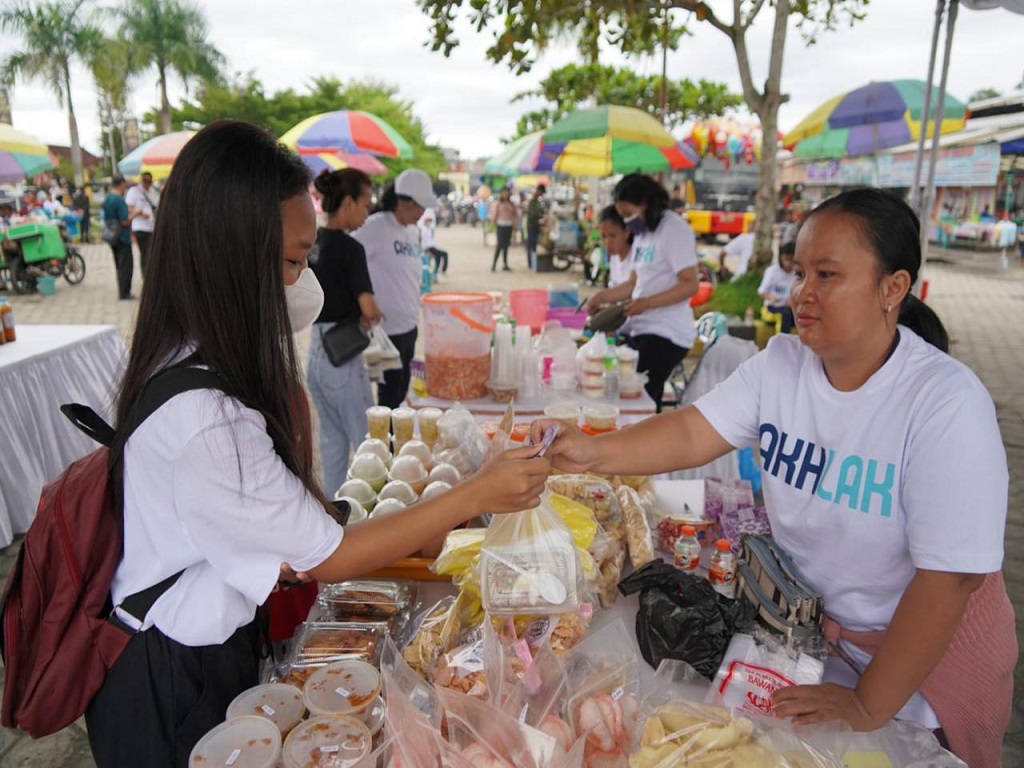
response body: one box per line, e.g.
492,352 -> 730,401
0,221 -> 86,294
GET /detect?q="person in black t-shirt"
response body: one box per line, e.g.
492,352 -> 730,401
307,169 -> 385,494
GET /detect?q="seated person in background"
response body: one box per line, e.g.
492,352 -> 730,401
758,240 -> 797,333
721,231 -> 755,277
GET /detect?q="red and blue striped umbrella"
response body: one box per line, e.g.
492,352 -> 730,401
280,111 -> 413,159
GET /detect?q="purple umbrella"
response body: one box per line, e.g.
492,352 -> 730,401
0,151 -> 25,183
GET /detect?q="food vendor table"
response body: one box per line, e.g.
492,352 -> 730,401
0,324 -> 126,547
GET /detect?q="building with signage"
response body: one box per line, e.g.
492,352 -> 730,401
779,91 -> 1024,243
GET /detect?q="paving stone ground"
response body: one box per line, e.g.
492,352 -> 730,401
0,225 -> 1021,765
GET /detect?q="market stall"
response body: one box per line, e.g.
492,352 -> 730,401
0,324 -> 126,547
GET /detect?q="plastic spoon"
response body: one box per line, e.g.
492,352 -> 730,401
482,548 -> 567,605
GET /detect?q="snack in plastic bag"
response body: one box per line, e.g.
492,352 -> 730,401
403,598 -> 457,678
433,632 -> 489,698
480,492 -> 581,616
709,629 -> 826,718
616,486 -> 655,568
431,528 -> 487,579
719,505 -> 772,551
434,404 -> 490,476
546,474 -> 625,543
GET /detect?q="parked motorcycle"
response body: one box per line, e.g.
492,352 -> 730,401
0,220 -> 86,294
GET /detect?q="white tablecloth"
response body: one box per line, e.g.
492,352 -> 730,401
0,325 -> 126,547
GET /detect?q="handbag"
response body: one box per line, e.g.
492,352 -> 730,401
101,219 -> 120,246
320,320 -> 370,367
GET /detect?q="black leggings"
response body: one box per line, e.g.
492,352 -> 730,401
628,333 -> 689,412
493,225 -> 513,269
428,246 -> 448,275
87,621 -> 260,768
377,327 -> 418,409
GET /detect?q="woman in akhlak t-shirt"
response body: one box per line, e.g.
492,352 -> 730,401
586,174 -> 700,411
533,188 -> 1016,768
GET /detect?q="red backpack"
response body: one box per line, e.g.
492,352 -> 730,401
0,367 -> 223,737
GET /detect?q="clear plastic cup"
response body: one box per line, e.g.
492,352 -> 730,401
397,439 -> 433,471
347,454 -> 388,493
189,715 -> 281,768
365,406 -> 391,443
226,683 -> 306,737
390,408 -> 416,450
583,403 -> 619,432
282,714 -> 370,768
417,407 -> 443,448
302,659 -> 382,718
354,438 -> 391,467
334,479 -> 377,513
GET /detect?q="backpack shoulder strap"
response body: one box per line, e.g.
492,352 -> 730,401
109,366 -> 226,629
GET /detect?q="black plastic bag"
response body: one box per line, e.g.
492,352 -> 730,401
618,560 -> 755,678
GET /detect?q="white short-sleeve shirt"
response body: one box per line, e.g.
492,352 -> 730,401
112,389 -> 344,646
626,211 -> 698,348
353,212 -> 422,336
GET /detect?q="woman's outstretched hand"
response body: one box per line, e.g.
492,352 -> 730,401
466,443 -> 551,514
528,419 -> 598,474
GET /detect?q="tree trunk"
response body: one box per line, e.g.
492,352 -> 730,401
159,64 -> 171,134
749,0 -> 791,273
65,67 -> 84,187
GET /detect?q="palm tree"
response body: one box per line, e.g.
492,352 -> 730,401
90,37 -> 133,175
0,0 -> 101,187
118,0 -> 224,134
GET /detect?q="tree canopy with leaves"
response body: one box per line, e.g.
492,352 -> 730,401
153,74 -> 447,178
509,63 -> 743,139
418,0 -> 870,272
967,87 -> 1001,103
117,0 -> 224,134
0,0 -> 102,186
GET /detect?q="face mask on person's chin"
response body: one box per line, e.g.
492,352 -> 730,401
624,214 -> 647,236
284,267 -> 324,332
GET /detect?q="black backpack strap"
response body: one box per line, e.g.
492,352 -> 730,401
108,366 -> 226,629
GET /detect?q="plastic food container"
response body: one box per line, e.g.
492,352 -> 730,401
358,695 -> 385,742
189,715 -> 281,768
422,293 -> 494,400
291,621 -> 387,666
226,683 -> 306,736
619,371 -> 648,399
378,479 -> 418,506
334,479 -> 376,513
388,456 -> 427,495
582,404 -> 619,433
365,406 -> 391,443
617,346 -> 639,377
370,498 -> 406,518
487,380 -> 518,403
347,454 -> 388,493
390,408 -> 416,449
302,660 -> 382,718
282,714 -> 370,768
417,407 -> 443,448
428,462 -> 462,485
420,480 -> 452,501
354,438 -> 391,467
318,580 -> 415,623
544,404 -> 580,427
397,439 -> 433,470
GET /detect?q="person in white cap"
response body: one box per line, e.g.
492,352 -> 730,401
353,168 -> 437,407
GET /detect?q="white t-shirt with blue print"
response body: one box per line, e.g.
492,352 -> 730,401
354,211 -> 423,336
695,327 -> 1007,726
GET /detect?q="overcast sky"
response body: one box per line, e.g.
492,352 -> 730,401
3,0 -> 1023,162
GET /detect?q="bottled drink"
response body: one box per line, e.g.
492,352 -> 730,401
709,539 -> 737,598
673,525 -> 701,572
0,298 -> 15,342
603,341 -> 619,400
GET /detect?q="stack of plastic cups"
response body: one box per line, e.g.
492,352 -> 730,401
515,325 -> 532,399
493,322 -> 516,385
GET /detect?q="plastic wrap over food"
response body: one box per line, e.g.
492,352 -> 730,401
434,403 -> 490,476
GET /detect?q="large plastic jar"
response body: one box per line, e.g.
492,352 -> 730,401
282,714 -> 371,768
509,289 -> 549,332
226,683 -> 306,736
421,293 -> 494,400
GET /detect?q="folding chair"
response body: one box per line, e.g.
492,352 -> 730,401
665,312 -> 729,408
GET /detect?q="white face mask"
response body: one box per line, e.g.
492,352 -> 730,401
284,267 -> 324,332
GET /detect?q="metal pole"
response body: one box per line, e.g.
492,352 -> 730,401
920,0 -> 960,275
910,0 -> 946,213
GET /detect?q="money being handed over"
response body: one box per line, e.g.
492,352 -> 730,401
537,424 -> 560,457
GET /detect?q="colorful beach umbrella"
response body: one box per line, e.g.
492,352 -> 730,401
784,80 -> 968,159
538,106 -> 697,177
484,132 -> 544,176
0,123 -> 57,180
280,111 -> 413,160
118,131 -> 196,180
300,151 -> 388,177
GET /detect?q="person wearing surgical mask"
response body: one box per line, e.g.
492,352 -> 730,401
584,174 -> 699,411
87,121 -> 552,768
